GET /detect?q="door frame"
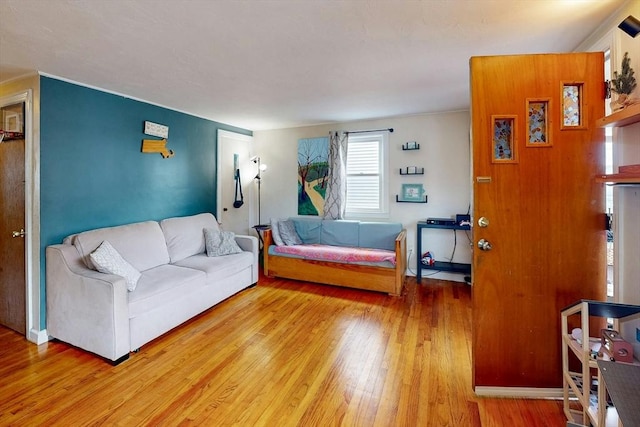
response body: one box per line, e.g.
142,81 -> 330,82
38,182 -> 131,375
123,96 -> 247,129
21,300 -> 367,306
216,129 -> 255,230
1,89 -> 45,344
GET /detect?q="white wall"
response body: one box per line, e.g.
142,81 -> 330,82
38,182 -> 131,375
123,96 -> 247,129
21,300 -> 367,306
253,110 -> 472,282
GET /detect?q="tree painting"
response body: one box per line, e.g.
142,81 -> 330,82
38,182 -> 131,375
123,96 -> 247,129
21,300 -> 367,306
298,137 -> 329,215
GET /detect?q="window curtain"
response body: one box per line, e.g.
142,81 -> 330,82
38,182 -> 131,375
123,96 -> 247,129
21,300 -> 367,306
323,131 -> 347,219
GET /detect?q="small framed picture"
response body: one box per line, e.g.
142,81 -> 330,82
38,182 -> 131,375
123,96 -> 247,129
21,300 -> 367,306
400,183 -> 424,202
4,112 -> 20,132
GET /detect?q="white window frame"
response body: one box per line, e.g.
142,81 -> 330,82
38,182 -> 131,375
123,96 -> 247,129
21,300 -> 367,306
345,132 -> 389,219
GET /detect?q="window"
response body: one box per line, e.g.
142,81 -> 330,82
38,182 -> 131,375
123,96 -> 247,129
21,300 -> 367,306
345,132 -> 388,217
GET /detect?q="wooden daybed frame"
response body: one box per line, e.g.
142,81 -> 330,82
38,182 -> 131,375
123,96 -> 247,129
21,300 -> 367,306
263,228 -> 407,296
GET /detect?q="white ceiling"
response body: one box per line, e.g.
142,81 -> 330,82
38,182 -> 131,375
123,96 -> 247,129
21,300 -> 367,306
0,0 -> 627,131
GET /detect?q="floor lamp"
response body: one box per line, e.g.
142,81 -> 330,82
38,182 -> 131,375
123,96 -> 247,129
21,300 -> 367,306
251,156 -> 267,226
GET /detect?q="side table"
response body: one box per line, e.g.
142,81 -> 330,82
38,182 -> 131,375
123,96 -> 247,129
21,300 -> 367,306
252,224 -> 271,250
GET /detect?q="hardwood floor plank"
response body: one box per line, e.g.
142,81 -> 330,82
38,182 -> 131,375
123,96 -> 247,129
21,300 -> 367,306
0,275 -> 568,426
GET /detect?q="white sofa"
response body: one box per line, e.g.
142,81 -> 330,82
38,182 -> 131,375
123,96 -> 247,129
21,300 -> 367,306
46,213 -> 258,363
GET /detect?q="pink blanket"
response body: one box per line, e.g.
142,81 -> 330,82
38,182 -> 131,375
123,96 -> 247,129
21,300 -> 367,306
273,244 -> 396,266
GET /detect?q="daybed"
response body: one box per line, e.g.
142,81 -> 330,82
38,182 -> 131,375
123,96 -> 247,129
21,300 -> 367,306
46,213 -> 258,363
264,218 -> 406,296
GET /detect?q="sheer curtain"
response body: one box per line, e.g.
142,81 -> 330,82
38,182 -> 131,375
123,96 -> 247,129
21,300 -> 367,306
323,131 -> 347,219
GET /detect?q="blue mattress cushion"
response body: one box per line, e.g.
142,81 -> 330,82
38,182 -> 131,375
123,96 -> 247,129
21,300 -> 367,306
291,217 -> 322,244
320,220 -> 359,247
359,222 -> 402,251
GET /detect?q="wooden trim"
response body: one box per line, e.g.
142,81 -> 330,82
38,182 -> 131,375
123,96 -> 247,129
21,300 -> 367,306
525,98 -> 552,147
264,229 -> 406,296
490,114 -> 518,163
474,387 -> 564,398
560,81 -> 587,130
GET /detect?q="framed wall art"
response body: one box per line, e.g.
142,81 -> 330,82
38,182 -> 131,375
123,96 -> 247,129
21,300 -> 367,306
399,183 -> 425,202
3,111 -> 21,133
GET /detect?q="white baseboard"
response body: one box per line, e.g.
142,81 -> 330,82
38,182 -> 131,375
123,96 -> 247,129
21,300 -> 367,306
474,386 -> 563,399
28,328 -> 50,345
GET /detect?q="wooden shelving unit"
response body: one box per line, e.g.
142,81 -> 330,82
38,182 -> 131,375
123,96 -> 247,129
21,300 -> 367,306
595,105 -> 640,184
561,300 -> 640,427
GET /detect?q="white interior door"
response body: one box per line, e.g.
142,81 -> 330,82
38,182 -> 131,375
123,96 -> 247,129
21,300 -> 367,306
217,130 -> 254,235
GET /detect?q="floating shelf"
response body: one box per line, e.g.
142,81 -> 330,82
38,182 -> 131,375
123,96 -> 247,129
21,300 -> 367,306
596,174 -> 640,185
596,164 -> 640,185
595,103 -> 640,128
396,195 -> 428,203
402,142 -> 420,150
399,167 -> 424,175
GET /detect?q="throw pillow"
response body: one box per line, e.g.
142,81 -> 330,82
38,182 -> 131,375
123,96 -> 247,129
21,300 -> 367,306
278,220 -> 302,246
90,240 -> 141,292
270,218 -> 285,246
204,228 -> 244,257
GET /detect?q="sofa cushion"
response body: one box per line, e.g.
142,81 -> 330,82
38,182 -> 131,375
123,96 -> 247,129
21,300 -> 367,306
73,221 -> 170,272
291,217 -> 322,244
204,228 -> 243,256
359,222 -> 402,251
173,252 -> 254,282
128,264 -> 206,319
279,220 -> 302,246
270,218 -> 285,246
320,220 -> 359,247
90,240 -> 141,291
160,213 -> 219,263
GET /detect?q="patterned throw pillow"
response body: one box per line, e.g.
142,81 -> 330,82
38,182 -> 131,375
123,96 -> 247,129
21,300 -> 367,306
270,218 -> 285,246
278,220 -> 302,246
90,240 -> 141,292
204,228 -> 244,257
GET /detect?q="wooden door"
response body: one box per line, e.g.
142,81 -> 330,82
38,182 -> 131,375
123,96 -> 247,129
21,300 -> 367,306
0,105 -> 26,334
470,53 -> 606,389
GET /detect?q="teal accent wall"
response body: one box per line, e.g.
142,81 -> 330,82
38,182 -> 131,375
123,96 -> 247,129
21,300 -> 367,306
39,76 -> 251,328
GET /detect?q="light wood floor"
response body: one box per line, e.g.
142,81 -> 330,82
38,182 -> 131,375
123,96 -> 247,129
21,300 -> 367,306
0,276 -> 567,426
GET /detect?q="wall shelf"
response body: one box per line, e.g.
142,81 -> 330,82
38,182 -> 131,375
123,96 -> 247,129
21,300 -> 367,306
399,167 -> 424,175
395,195 -> 428,203
402,142 -> 420,150
595,103 -> 640,128
596,174 -> 640,185
594,105 -> 640,184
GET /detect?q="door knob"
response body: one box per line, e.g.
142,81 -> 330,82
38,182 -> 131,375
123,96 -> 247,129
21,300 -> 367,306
477,239 -> 492,251
12,229 -> 25,238
478,217 -> 489,227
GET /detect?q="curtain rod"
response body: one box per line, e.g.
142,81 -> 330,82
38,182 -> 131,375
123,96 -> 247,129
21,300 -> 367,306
345,127 -> 394,135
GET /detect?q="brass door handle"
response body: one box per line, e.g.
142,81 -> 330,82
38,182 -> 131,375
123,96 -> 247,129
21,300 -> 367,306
12,229 -> 25,238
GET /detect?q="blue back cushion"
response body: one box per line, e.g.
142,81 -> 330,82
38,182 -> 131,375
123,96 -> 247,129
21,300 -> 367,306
291,217 -> 322,244
320,220 -> 359,247
359,222 -> 402,251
